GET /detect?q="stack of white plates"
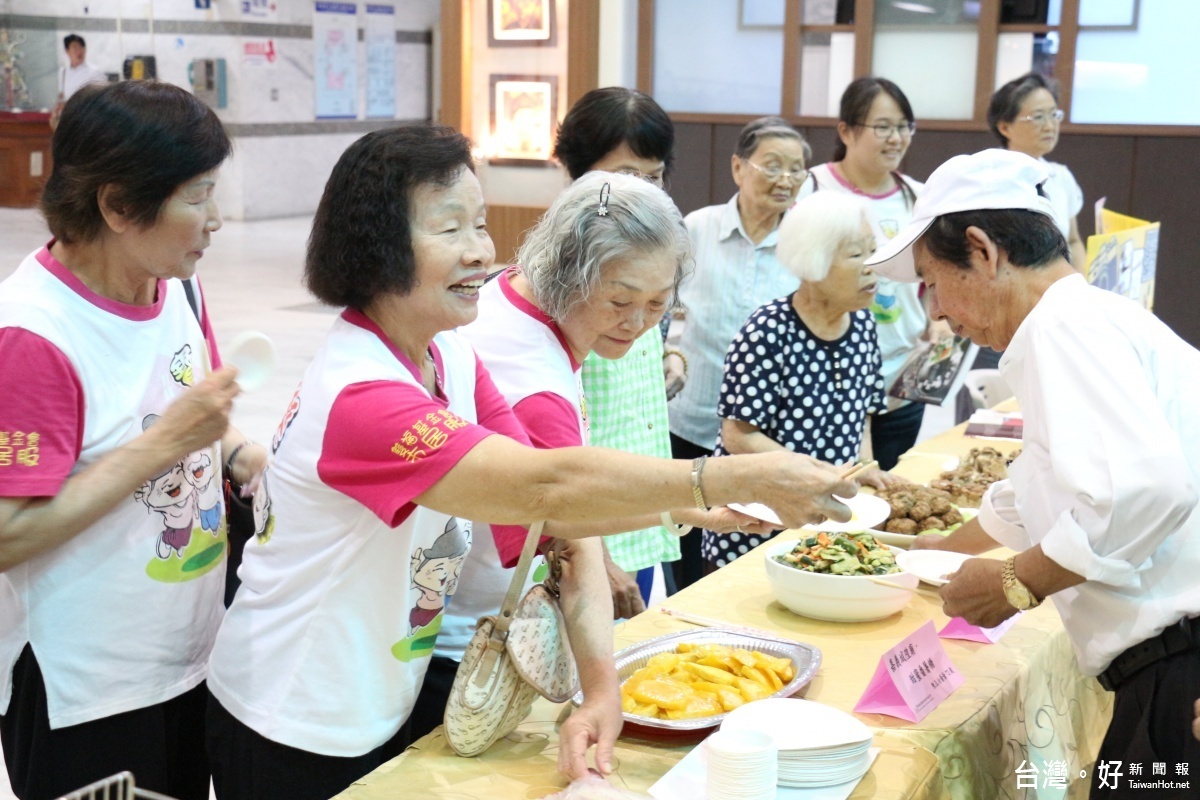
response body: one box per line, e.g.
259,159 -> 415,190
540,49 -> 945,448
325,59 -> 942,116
703,729 -> 778,800
720,698 -> 874,789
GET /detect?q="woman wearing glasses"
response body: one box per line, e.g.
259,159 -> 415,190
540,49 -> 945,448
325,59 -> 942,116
801,77 -> 939,472
668,116 -> 811,590
988,73 -> 1085,269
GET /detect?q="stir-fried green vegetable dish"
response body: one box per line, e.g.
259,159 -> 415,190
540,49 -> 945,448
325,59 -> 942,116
774,532 -> 900,576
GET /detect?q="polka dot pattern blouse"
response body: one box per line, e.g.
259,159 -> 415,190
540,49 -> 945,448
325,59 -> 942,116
702,294 -> 885,567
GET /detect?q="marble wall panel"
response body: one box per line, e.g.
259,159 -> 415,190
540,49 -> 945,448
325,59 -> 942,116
233,132 -> 361,220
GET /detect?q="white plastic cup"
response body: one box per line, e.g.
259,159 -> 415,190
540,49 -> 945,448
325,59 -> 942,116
225,331 -> 276,392
705,729 -> 777,800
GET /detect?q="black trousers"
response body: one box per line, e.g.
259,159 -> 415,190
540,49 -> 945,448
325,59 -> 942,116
0,644 -> 209,800
205,691 -> 409,800
668,433 -> 714,593
870,402 -> 926,472
1091,647 -> 1200,798
397,655 -> 459,746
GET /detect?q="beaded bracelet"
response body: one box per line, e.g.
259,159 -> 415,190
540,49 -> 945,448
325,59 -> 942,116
664,348 -> 688,376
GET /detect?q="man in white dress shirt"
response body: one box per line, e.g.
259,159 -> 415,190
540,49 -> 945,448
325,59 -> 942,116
54,35 -> 106,118
867,148 -> 1200,795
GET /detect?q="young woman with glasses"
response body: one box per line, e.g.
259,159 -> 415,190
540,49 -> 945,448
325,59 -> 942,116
800,77 -> 944,472
988,72 -> 1085,270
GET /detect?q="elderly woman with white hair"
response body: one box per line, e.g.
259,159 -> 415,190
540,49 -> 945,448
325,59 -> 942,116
701,192 -> 897,570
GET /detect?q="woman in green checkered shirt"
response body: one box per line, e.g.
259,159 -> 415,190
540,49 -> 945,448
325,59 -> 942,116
554,88 -> 688,618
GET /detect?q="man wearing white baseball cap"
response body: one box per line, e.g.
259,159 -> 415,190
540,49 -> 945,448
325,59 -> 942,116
882,148 -> 1200,792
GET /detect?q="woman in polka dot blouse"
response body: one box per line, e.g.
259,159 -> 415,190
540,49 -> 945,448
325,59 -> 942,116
702,192 -> 905,569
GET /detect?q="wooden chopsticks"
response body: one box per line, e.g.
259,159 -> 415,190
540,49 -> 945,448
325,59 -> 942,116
868,576 -> 941,596
839,459 -> 878,482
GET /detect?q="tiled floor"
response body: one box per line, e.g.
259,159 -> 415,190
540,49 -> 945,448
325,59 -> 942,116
0,207 -> 955,799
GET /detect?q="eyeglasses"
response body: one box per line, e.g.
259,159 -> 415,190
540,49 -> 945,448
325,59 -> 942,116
858,121 -> 917,140
1017,108 -> 1065,126
613,168 -> 665,188
741,159 -> 809,183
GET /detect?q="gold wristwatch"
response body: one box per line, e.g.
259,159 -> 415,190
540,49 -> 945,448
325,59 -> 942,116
1002,555 -> 1040,611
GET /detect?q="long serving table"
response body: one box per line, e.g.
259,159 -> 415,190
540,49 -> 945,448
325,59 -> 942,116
335,408 -> 1112,800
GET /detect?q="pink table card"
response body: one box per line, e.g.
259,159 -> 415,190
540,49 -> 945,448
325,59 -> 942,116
939,613 -> 1022,644
854,620 -> 965,722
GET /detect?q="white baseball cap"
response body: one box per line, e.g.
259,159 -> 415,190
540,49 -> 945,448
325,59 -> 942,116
865,148 -> 1056,282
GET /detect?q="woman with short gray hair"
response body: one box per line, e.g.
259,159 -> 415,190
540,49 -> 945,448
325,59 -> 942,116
702,191 -> 900,570
518,171 -> 691,321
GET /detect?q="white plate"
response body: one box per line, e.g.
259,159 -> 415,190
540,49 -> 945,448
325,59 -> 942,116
871,507 -> 978,550
730,493 -> 890,532
225,330 -> 276,392
802,493 -> 890,532
720,698 -> 873,752
893,549 -> 975,586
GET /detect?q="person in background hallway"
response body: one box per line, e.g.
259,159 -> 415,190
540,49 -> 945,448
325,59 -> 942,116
52,35 -> 106,128
554,86 -> 682,616
0,80 -> 265,800
668,116 -> 811,591
799,77 -> 950,472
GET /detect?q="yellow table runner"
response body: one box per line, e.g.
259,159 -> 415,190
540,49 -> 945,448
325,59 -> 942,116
336,404 -> 1111,799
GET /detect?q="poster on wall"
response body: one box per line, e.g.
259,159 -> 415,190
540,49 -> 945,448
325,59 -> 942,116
488,0 -> 557,47
365,4 -> 396,118
489,75 -> 558,165
241,0 -> 277,19
313,2 -> 358,119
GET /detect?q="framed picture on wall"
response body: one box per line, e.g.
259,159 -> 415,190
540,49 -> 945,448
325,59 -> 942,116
489,74 -> 558,165
488,0 -> 557,47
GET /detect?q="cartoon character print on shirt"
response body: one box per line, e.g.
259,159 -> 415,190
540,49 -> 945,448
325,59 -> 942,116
169,344 -> 194,387
272,385 -> 301,455
871,217 -> 904,325
137,416 -> 227,583
184,448 -> 223,533
391,516 -> 472,663
251,470 -> 274,545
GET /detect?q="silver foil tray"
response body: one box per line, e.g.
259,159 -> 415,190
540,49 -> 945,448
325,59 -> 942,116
571,628 -> 822,731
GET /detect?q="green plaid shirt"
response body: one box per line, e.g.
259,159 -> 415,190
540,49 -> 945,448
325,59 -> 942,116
581,327 -> 680,572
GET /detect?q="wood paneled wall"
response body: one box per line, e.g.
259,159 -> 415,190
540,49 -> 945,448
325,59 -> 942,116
488,205 -> 547,267
666,122 -> 1200,348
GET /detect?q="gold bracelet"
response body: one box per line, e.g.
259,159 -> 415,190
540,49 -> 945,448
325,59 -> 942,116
664,348 -> 688,377
691,456 -> 709,511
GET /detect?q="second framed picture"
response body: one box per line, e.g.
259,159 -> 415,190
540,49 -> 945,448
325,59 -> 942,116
488,0 -> 557,47
489,74 -> 559,166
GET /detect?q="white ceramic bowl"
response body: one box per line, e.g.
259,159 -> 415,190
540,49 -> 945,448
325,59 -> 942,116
764,540 -> 919,622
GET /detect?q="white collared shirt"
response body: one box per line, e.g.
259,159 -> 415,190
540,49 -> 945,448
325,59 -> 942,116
61,62 -> 106,100
669,194 -> 800,449
978,273 -> 1200,675
1040,158 -> 1084,239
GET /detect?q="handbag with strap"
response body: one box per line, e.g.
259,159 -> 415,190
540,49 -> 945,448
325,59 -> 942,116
443,522 -> 579,757
179,279 -> 256,608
